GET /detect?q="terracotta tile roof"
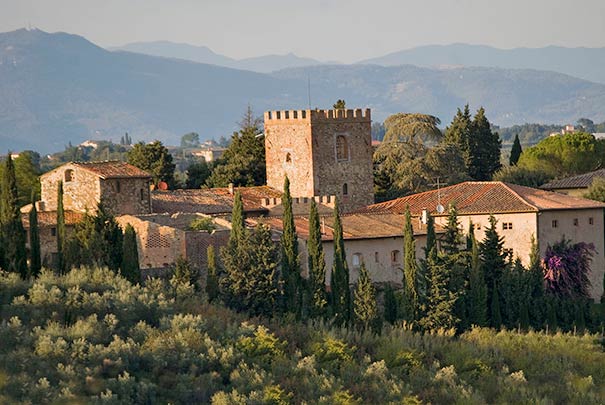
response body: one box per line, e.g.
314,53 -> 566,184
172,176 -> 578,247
151,186 -> 282,215
250,212 -> 443,241
21,210 -> 85,228
541,169 -> 605,190
360,181 -> 605,216
72,161 -> 152,179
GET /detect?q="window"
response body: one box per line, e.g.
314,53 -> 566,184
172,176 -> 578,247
342,183 -> 348,196
374,252 -> 379,263
502,222 -> 513,230
573,218 -> 579,226
552,220 -> 558,228
51,227 -> 57,237
64,169 -> 74,182
352,253 -> 363,269
140,189 -> 145,201
335,135 -> 349,161
285,152 -> 292,163
391,250 -> 400,264
475,223 -> 481,230
589,217 -> 594,225
116,181 -> 121,193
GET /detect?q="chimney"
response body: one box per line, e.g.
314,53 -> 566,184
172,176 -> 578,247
228,183 -> 234,195
421,209 -> 428,225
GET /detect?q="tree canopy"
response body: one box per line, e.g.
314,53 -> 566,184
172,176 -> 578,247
127,141 -> 176,187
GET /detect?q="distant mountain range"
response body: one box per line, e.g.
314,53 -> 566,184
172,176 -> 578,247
360,43 -> 605,84
1,29 -> 604,153
112,41 -> 326,73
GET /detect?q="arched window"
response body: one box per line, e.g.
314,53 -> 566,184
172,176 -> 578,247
391,250 -> 400,264
64,169 -> 74,182
285,152 -> 292,163
352,253 -> 363,269
336,135 -> 349,161
342,183 -> 348,196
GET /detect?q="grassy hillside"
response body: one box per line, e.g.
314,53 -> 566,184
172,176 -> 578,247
1,267 -> 604,404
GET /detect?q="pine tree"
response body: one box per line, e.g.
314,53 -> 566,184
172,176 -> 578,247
353,262 -> 377,331
444,105 -> 473,175
206,245 -> 220,303
121,224 -> 140,284
470,107 -> 502,180
480,215 -> 507,323
383,284 -> 398,324
28,193 -> 41,278
330,199 -> 351,326
467,224 -> 487,326
56,181 -> 66,273
281,176 -> 301,315
509,134 -> 522,166
307,200 -> 327,318
442,205 -> 462,255
420,248 -> 458,331
402,207 -> 418,322
0,154 -> 27,277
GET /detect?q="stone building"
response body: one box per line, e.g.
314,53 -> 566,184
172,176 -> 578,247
540,169 -> 605,197
360,181 -> 605,301
264,108 -> 374,212
40,161 -> 152,215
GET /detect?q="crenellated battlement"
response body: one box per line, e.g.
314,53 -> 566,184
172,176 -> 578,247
261,195 -> 337,209
264,108 -> 371,122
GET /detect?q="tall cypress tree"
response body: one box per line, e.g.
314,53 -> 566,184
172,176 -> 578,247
491,281 -> 503,328
444,105 -> 473,175
28,194 -> 41,278
220,191 -> 248,309
56,181 -> 66,273
480,215 -> 507,324
470,107 -> 502,180
353,261 -> 377,331
402,206 -> 418,322
442,205 -> 462,255
467,223 -> 487,326
0,154 -> 27,277
281,176 -> 301,315
206,245 -> 219,303
509,134 -> 523,166
383,284 -> 398,324
527,235 -> 545,327
420,248 -> 458,331
307,199 -> 327,318
330,198 -> 351,325
121,224 -> 140,284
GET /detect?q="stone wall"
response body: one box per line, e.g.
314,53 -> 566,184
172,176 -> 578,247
99,178 -> 152,215
41,164 -> 101,212
264,109 -> 374,212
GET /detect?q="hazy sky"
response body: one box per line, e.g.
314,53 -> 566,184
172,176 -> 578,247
1,0 -> 604,62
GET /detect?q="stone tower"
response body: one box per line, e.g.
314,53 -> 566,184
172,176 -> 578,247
264,108 -> 374,211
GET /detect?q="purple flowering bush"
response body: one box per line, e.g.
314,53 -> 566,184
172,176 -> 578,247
542,238 -> 594,299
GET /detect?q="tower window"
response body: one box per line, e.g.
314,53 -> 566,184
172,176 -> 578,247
64,169 -> 74,182
374,252 -> 379,263
116,181 -> 121,193
573,218 -> 579,226
589,217 -> 594,225
336,135 -> 349,161
140,189 -> 145,201
391,250 -> 400,264
285,152 -> 292,163
552,220 -> 558,228
343,183 -> 348,196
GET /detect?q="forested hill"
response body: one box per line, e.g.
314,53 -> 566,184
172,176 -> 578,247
1,29 -> 605,153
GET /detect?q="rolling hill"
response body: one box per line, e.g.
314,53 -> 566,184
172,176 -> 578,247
1,29 -> 604,153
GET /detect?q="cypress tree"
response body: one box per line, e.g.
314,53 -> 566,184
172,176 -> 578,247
509,134 -> 522,166
28,193 -> 41,278
330,198 -> 351,326
383,284 -> 398,324
95,203 -> 123,272
467,224 -> 487,326
442,205 -> 462,255
402,206 -> 418,322
420,248 -> 458,331
519,300 -> 530,331
528,235 -> 545,327
307,199 -> 327,318
206,245 -> 219,303
247,223 -> 280,317
480,215 -> 507,322
281,176 -> 301,315
353,261 -> 377,331
470,107 -> 502,180
444,104 -> 473,176
56,181 -> 66,273
0,154 -> 27,277
417,212 -> 434,313
547,299 -> 558,332
121,224 -> 140,284
491,281 -> 502,328
424,213 -> 436,260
